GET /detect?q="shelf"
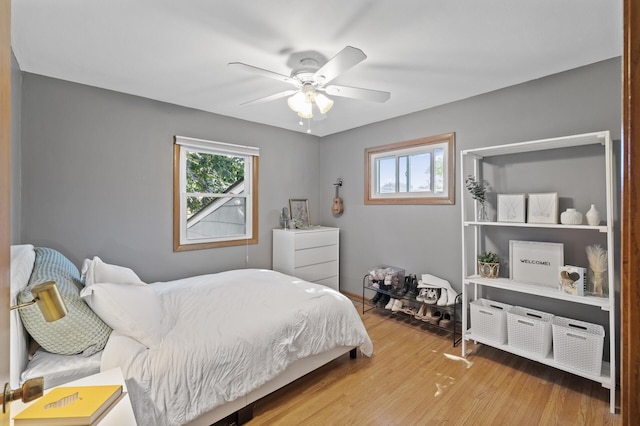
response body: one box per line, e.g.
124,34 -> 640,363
461,130 -> 615,413
463,276 -> 610,310
463,221 -> 608,232
364,285 -> 459,309
461,131 -> 607,158
464,331 -> 612,387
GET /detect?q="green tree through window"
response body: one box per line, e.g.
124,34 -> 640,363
186,151 -> 244,217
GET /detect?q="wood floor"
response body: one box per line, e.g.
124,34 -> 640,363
249,303 -> 620,425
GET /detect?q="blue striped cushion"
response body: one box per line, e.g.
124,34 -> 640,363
18,248 -> 112,356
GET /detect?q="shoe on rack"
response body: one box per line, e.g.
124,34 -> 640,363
400,300 -> 416,315
429,310 -> 442,325
397,277 -> 409,297
437,290 -> 448,306
416,288 -> 427,302
414,303 -> 426,320
408,275 -> 419,297
439,312 -> 453,329
421,305 -> 433,322
377,294 -> 390,309
385,298 -> 396,310
391,298 -> 404,312
424,288 -> 440,305
371,291 -> 382,304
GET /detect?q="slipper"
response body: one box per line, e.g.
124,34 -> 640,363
429,310 -> 442,325
439,312 -> 453,329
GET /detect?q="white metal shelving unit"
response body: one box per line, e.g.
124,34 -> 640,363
460,131 -> 616,413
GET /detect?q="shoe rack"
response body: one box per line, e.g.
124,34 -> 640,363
362,275 -> 462,346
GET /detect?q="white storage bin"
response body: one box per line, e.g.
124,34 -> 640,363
507,306 -> 554,357
470,299 -> 512,344
552,316 -> 605,375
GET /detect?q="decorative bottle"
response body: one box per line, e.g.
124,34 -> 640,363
560,208 -> 582,225
586,204 -> 601,226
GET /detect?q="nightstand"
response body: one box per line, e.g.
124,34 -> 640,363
10,367 -> 136,425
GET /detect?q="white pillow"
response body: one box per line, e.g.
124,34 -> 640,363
10,244 -> 36,303
81,256 -> 145,287
80,283 -> 169,349
10,244 -> 35,388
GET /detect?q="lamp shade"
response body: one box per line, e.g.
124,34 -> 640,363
287,91 -> 307,113
314,93 -> 334,114
15,281 -> 68,322
32,281 -> 67,322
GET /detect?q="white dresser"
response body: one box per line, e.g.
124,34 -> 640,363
272,227 -> 339,291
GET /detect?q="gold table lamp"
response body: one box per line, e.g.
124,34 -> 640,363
3,281 -> 67,413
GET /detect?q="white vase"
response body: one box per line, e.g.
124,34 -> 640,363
586,204 -> 601,226
560,208 -> 582,225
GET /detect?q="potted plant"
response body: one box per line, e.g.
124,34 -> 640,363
478,251 -> 500,278
465,175 -> 489,221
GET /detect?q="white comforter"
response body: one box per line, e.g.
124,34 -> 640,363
100,269 -> 373,425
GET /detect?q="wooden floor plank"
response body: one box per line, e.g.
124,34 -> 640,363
250,305 -> 620,425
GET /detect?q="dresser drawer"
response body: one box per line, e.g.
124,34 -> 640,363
294,230 -> 337,250
295,261 -> 338,283
294,245 -> 337,268
314,275 -> 339,291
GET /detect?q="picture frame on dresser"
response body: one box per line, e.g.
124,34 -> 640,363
289,198 -> 310,227
527,192 -> 558,224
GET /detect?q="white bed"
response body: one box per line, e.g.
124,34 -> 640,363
10,246 -> 373,426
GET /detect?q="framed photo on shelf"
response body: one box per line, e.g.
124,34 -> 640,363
289,198 -> 310,227
509,240 -> 564,287
527,192 -> 558,224
497,194 -> 526,223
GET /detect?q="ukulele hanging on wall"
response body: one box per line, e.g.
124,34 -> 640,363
332,178 -> 344,216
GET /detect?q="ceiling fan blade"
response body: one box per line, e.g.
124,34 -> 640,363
313,46 -> 367,85
324,85 -> 391,103
240,89 -> 298,106
228,62 -> 300,86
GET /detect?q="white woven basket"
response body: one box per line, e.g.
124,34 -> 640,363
470,298 -> 512,344
552,316 -> 605,375
507,306 -> 554,357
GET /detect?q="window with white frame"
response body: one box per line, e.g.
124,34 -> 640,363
173,136 -> 259,251
365,133 -> 455,205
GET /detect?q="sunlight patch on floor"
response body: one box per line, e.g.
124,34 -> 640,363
443,352 -> 474,369
434,372 -> 456,397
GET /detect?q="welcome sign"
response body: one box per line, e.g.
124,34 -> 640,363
509,240 -> 564,287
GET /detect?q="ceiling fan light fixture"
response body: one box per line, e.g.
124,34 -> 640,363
314,93 -> 334,114
287,91 -> 306,112
297,109 -> 313,119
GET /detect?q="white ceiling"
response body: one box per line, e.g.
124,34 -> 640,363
11,0 -> 622,137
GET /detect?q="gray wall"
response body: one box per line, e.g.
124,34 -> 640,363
16,58 -> 622,294
19,74 -> 320,282
10,51 -> 21,244
318,58 -> 622,298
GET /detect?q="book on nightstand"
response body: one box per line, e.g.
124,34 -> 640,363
13,384 -> 123,426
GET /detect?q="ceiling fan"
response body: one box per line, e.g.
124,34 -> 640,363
228,46 -> 390,122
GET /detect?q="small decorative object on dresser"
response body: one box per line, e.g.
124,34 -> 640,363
560,208 -> 583,225
586,204 -> 601,226
477,252 -> 500,278
527,192 -> 558,224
